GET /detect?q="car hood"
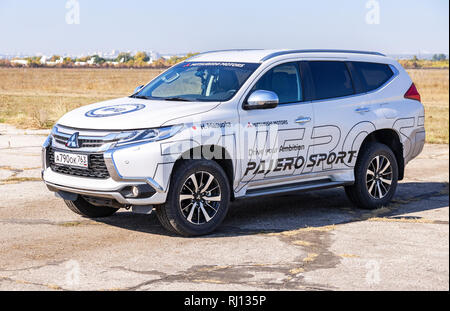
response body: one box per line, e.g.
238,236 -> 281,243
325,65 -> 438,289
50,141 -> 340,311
57,97 -> 220,130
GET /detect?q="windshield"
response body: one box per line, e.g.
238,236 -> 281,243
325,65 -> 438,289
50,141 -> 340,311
133,62 -> 260,102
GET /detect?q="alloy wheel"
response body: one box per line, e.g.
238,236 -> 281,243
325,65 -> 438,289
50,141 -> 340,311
179,171 -> 222,225
366,155 -> 393,199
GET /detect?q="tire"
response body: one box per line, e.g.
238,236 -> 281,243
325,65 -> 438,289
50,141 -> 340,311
345,142 -> 398,210
64,196 -> 118,218
156,160 -> 230,236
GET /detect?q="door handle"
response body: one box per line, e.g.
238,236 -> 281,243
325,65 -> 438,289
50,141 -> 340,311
355,107 -> 370,113
295,117 -> 311,124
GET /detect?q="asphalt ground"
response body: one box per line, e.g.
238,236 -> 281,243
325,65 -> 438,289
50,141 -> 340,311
0,124 -> 448,290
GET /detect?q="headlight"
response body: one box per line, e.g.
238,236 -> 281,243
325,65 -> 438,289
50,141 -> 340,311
115,124 -> 183,147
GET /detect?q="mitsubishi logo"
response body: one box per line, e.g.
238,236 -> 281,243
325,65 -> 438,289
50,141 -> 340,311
66,132 -> 80,148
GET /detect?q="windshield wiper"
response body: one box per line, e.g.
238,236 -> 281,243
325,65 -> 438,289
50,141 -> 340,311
162,97 -> 192,102
130,95 -> 151,100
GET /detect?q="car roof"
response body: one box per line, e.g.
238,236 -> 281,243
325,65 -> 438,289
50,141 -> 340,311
188,49 -> 387,63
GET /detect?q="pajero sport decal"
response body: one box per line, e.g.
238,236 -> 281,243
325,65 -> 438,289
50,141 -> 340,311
243,151 -> 358,176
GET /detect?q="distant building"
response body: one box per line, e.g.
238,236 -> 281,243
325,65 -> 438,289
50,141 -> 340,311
87,57 -> 96,65
147,51 -> 160,64
10,59 -> 28,66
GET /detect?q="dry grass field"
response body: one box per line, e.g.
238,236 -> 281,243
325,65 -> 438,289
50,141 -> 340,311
407,69 -> 449,144
0,67 -> 448,143
0,68 -> 163,128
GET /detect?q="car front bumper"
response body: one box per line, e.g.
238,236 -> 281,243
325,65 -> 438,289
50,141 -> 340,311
41,135 -> 169,206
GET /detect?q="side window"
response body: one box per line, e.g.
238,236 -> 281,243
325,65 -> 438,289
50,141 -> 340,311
251,62 -> 302,104
308,61 -> 354,100
352,62 -> 394,92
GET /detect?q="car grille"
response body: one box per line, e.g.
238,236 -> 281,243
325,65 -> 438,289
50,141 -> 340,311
48,148 -> 110,179
53,134 -> 106,148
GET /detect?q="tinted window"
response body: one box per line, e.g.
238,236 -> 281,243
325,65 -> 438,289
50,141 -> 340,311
251,62 -> 302,104
352,62 -> 393,91
308,61 -> 354,100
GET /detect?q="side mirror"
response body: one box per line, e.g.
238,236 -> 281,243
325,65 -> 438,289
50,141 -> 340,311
133,85 -> 144,94
244,90 -> 279,110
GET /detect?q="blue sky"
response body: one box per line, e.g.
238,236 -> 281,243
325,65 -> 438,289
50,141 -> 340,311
0,0 -> 448,55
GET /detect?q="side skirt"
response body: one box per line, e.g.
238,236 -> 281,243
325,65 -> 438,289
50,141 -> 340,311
242,178 -> 353,199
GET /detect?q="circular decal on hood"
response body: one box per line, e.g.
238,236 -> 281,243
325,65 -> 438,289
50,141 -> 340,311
85,104 -> 145,118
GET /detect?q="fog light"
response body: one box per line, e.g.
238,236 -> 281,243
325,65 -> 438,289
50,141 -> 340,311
131,186 -> 140,197
119,185 -> 156,199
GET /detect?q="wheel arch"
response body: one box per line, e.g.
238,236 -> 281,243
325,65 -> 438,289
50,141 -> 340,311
358,128 -> 405,180
172,145 -> 235,200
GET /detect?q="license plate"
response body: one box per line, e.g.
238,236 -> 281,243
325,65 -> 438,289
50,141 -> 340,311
54,151 -> 88,168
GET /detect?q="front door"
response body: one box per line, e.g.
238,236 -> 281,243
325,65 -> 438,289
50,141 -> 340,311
237,62 -> 315,192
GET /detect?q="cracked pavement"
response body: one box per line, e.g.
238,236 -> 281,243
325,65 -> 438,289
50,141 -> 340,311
0,124 -> 448,290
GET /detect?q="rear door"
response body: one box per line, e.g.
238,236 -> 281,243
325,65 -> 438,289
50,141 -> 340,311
304,60 -> 376,175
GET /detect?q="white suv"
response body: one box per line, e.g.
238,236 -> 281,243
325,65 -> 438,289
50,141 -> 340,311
42,49 -> 426,236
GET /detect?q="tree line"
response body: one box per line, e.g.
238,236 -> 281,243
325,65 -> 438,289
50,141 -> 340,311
1,51 -> 199,68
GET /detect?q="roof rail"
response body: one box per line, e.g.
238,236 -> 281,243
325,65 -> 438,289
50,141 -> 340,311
260,49 -> 385,61
187,49 -> 263,61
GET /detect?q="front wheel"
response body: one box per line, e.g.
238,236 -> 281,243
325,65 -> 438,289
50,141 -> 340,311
345,142 -> 398,210
156,160 -> 230,236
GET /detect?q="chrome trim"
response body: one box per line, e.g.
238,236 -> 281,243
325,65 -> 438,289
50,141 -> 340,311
245,90 -> 279,109
260,49 -> 385,62
41,135 -> 51,172
51,125 -> 129,152
145,178 -> 164,193
295,117 -> 312,124
103,149 -> 165,193
103,151 -> 122,180
53,130 -> 120,142
355,107 -> 370,113
53,124 -> 123,139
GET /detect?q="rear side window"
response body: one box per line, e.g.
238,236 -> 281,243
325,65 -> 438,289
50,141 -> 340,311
308,61 -> 354,100
352,62 -> 394,92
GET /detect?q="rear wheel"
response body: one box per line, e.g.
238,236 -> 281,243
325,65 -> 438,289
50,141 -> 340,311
64,196 -> 118,218
345,142 -> 398,210
156,160 -> 230,236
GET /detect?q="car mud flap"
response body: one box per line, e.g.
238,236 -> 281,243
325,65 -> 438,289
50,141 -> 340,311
131,205 -> 154,214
